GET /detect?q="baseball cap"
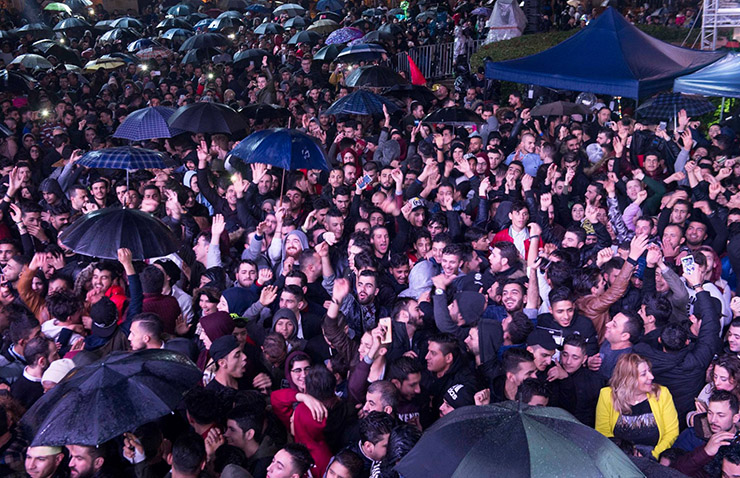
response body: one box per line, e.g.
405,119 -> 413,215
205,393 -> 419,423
210,335 -> 240,362
91,297 -> 118,338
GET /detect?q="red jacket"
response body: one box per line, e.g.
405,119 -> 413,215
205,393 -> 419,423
491,227 -> 531,256
271,388 -> 332,478
105,285 -> 128,325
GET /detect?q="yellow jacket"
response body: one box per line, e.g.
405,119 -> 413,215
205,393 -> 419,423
595,385 -> 679,459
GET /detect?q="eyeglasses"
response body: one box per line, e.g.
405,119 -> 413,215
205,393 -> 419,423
291,366 -> 312,374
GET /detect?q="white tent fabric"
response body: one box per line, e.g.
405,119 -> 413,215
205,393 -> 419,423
485,0 -> 527,44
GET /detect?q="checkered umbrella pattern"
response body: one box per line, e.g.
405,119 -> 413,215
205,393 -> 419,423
326,89 -> 399,116
77,146 -> 175,170
114,106 -> 185,141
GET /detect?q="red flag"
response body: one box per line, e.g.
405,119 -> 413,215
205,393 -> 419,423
407,54 -> 426,86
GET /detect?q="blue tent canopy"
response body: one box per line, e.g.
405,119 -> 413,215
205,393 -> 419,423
485,7 -> 725,99
674,52 -> 740,98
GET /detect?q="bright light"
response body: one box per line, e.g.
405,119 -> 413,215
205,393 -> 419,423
207,73 -> 214,79
41,109 -> 49,117
141,64 -> 148,71
59,38 -> 65,44
88,8 -> 95,15
228,33 -> 235,39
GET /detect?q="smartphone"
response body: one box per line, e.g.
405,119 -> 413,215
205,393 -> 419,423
681,255 -> 696,275
658,121 -> 667,131
605,121 -> 614,128
379,318 -> 392,345
357,174 -> 372,189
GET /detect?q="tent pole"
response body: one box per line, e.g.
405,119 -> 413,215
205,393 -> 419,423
721,97 -> 726,121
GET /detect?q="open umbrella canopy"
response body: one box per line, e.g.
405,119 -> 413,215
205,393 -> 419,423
384,84 -> 437,103
64,0 -> 92,11
97,27 -> 140,45
530,101 -> 591,116
94,19 -> 116,31
22,350 -> 200,446
245,4 -> 270,14
156,17 -> 193,31
111,17 -> 145,31
327,89 -> 399,116
54,17 -> 90,32
307,18 -> 340,35
424,107 -> 483,125
77,146 -> 176,170
350,18 -> 373,30
208,16 -> 243,32
313,43 -> 344,62
336,43 -> 386,63
168,4 -> 192,16
127,38 -> 159,52
345,65 -> 407,87
14,23 -> 54,39
636,92 -> 715,118
83,57 -> 126,71
317,11 -> 342,21
169,102 -> 246,134
254,22 -> 284,35
233,48 -> 272,68
114,107 -> 185,141
273,3 -> 305,17
193,18 -> 212,31
283,16 -> 308,29
317,0 -> 343,11
136,46 -> 173,60
217,10 -> 243,19
471,6 -> 492,15
44,2 -> 73,14
59,207 -> 181,260
161,28 -> 194,42
326,27 -> 364,45
396,403 -> 645,478
9,54 -> 53,71
32,40 -> 81,65
288,30 -> 321,45
0,69 -> 38,93
361,30 -> 394,43
179,32 -> 230,52
181,47 -> 220,65
230,128 -> 329,171
416,11 -> 436,22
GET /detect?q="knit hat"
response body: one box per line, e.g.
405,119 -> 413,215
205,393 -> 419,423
41,358 -> 75,384
210,335 -> 240,362
526,329 -> 557,351
444,383 -> 475,409
454,291 -> 486,325
200,311 -> 235,342
221,287 -> 257,316
91,297 -> 118,338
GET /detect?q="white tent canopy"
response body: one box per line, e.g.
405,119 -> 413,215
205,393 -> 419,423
485,0 -> 527,44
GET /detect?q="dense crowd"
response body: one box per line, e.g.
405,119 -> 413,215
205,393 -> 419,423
2,0 -> 740,478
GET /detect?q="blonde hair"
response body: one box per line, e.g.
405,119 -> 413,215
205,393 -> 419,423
609,353 -> 661,415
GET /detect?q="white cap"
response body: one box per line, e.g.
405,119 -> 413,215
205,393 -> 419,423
41,358 -> 76,384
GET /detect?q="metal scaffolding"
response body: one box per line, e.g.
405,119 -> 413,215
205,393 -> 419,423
701,0 -> 740,49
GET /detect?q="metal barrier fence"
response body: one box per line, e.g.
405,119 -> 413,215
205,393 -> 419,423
392,39 -> 486,79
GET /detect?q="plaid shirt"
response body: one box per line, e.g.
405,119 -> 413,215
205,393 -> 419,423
0,427 -> 28,472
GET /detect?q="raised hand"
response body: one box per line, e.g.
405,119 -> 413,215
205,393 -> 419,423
258,267 -> 273,285
333,277 -> 351,302
211,214 -> 226,239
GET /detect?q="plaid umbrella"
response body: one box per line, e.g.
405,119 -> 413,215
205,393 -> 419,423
273,3 -> 305,17
179,32 -> 230,52
169,102 -> 247,134
54,17 -> 90,32
317,0 -> 343,11
136,46 -> 173,60
167,4 -> 191,16
313,43 -> 344,62
327,89 -> 399,116
44,2 -> 73,14
10,54 -> 53,70
111,17 -> 145,31
156,17 -> 193,31
396,403 -> 644,478
636,93 -> 715,119
307,19 -> 339,35
283,16 -> 307,29
326,27 -> 363,45
161,28 -> 194,42
423,107 -> 483,126
0,69 -> 37,93
288,30 -> 321,45
78,146 -> 175,169
336,43 -> 386,63
127,38 -> 159,52
345,65 -> 406,88
254,22 -> 283,35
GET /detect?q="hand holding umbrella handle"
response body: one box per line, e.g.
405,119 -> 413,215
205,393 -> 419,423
117,248 -> 135,275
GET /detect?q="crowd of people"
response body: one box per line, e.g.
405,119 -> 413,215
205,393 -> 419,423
2,0 -> 740,477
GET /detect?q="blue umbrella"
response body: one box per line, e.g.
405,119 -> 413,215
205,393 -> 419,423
113,107 -> 185,141
326,89 -> 399,116
161,28 -> 193,42
127,38 -> 159,53
193,18 -> 212,31
77,146 -> 175,170
230,128 -> 329,171
245,4 -> 270,14
167,4 -> 191,16
317,0 -> 343,11
326,27 -> 364,45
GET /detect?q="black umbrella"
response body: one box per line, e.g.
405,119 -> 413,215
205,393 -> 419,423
233,48 -> 273,68
59,207 -> 181,260
53,17 -> 91,32
32,40 -> 81,65
313,43 -> 344,62
168,102 -> 247,134
384,84 -> 436,103
423,107 -> 483,126
283,16 -> 308,29
0,69 -> 38,93
362,30 -> 394,43
207,16 -> 243,32
156,17 -> 193,31
345,65 -> 407,88
287,30 -> 321,45
317,11 -> 342,22
180,47 -> 220,65
530,101 -> 591,117
178,32 -> 230,52
22,350 -> 200,446
239,104 -> 290,120
396,403 -> 645,478
254,22 -> 284,35
14,23 -> 54,40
